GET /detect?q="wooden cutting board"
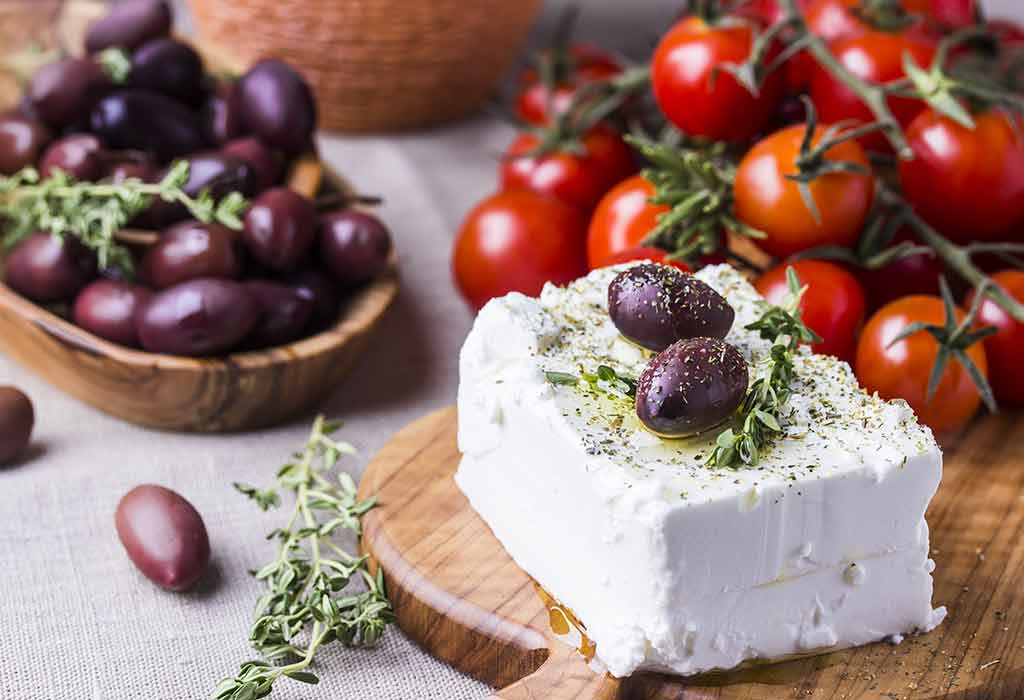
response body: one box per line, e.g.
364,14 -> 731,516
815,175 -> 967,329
358,407 -> 1024,699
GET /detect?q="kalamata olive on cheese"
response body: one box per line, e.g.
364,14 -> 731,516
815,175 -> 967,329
318,210 -> 392,287
635,337 -> 748,438
608,263 -> 734,351
0,116 -> 51,175
140,221 -> 243,289
38,134 -> 105,180
28,57 -> 111,128
201,81 -> 244,145
237,59 -> 316,153
0,387 -> 33,465
221,136 -> 282,191
72,279 -> 152,347
90,91 -> 205,162
242,187 -> 317,271
136,278 -> 259,356
5,232 -> 97,302
115,484 -> 210,591
244,280 -> 315,348
130,38 -> 204,107
283,268 -> 341,331
85,0 -> 172,53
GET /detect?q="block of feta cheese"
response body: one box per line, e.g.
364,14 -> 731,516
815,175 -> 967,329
455,264 -> 945,678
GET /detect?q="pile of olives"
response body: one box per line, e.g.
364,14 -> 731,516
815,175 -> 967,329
0,0 -> 393,357
608,264 -> 748,437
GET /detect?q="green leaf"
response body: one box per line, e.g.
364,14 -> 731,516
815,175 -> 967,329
283,670 -> 319,684
544,370 -> 580,386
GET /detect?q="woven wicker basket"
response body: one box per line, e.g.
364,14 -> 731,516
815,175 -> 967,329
187,0 -> 543,133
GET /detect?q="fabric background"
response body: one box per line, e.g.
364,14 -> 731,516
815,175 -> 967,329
1,1 -> 1021,698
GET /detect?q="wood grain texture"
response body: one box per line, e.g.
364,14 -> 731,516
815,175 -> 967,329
359,407 -> 1024,700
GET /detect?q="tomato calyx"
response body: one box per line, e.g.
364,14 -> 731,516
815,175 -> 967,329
887,277 -> 998,412
847,0 -> 920,33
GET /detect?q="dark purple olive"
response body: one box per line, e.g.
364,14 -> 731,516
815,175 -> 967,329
608,263 -> 734,352
86,0 -> 172,53
200,81 -> 244,145
72,279 -> 152,347
318,210 -> 392,287
115,484 -> 209,591
0,387 -> 33,465
90,90 -> 205,162
28,58 -> 111,128
635,337 -> 748,438
242,187 -> 317,271
147,152 -> 256,225
221,136 -> 281,191
140,220 -> 243,289
136,278 -> 259,356
284,268 -> 341,331
237,59 -> 316,153
0,117 -> 51,175
130,38 -> 204,106
38,134 -> 105,180
5,233 -> 97,302
244,280 -> 315,348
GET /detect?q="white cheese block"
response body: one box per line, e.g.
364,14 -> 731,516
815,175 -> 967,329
455,264 -> 945,678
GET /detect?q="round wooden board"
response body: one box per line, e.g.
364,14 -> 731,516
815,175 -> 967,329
359,406 -> 1024,699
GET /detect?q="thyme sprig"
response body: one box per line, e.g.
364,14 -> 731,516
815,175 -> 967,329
546,364 -> 638,400
215,416 -> 393,700
707,268 -> 820,468
0,162 -> 247,273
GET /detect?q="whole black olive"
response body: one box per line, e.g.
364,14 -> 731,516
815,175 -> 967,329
635,337 -> 748,438
200,81 -> 244,145
115,484 -> 210,591
147,152 -> 256,225
5,232 -> 98,302
237,59 -> 316,153
28,57 -> 111,128
0,386 -> 33,465
0,117 -> 51,175
130,38 -> 204,106
283,268 -> 340,331
86,0 -> 172,53
72,279 -> 152,347
221,136 -> 281,191
140,220 -> 243,289
608,263 -> 735,352
90,90 -> 205,162
242,187 -> 317,271
244,280 -> 315,348
136,278 -> 259,356
38,134 -> 105,180
318,210 -> 392,287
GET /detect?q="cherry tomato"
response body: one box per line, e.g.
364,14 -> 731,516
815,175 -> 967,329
899,108 -> 1024,243
857,231 -> 943,311
599,246 -> 691,272
986,19 -> 1024,47
500,126 -> 635,213
734,123 -> 875,259
926,0 -> 978,30
515,45 -> 621,126
809,31 -> 936,152
736,0 -> 812,25
652,16 -> 785,142
756,259 -> 866,362
453,190 -> 588,311
586,175 -> 670,269
967,270 -> 1024,406
855,295 -> 988,433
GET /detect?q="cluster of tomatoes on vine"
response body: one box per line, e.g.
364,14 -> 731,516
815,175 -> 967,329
451,0 -> 1024,435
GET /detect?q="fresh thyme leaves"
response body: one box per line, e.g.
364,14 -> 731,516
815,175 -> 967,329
215,416 -> 393,700
545,365 -> 637,399
0,162 -> 248,273
707,268 -> 820,468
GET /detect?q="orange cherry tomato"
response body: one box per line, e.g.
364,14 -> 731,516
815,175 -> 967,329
855,295 -> 988,433
734,123 -> 875,259
586,174 -> 670,269
967,270 -> 1024,406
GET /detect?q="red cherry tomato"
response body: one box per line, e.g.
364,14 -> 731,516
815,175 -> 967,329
899,108 -> 1024,243
599,246 -> 691,272
734,123 -> 875,259
967,270 -> 1024,406
855,295 -> 988,433
809,31 -> 936,152
453,190 -> 588,311
737,0 -> 812,24
652,16 -> 784,142
515,45 -> 621,126
986,19 -> 1024,47
586,174 -> 670,268
500,126 -> 635,213
857,231 -> 943,311
926,0 -> 979,29
756,259 -> 867,362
